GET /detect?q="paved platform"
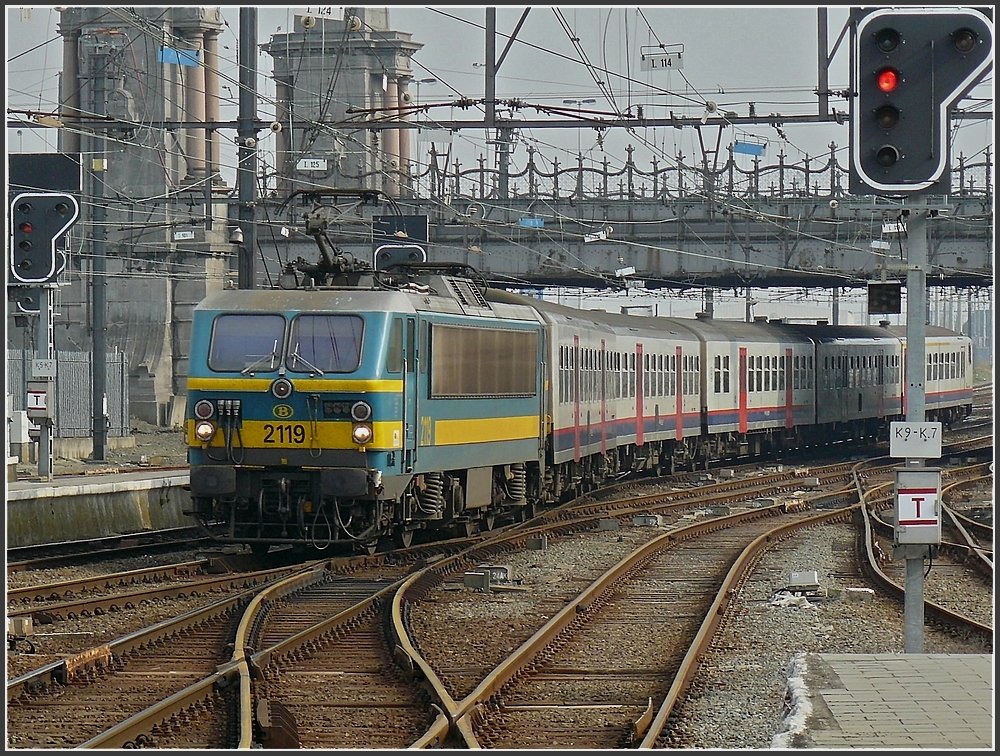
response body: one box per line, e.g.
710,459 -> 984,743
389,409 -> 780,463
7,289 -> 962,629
6,469 -> 194,548
774,652 -> 994,749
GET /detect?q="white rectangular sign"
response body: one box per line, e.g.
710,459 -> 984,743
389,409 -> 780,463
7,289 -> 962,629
889,421 -> 942,458
296,158 -> 328,171
894,468 -> 941,545
298,7 -> 338,18
26,380 -> 49,419
31,358 -> 56,378
640,52 -> 683,71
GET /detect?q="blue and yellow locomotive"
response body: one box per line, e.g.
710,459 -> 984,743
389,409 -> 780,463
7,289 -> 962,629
186,262 -> 546,552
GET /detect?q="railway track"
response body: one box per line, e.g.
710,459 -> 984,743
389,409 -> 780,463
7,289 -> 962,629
5,458 -> 991,748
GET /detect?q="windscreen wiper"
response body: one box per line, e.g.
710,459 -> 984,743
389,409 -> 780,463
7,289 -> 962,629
241,340 -> 279,375
289,344 -> 326,376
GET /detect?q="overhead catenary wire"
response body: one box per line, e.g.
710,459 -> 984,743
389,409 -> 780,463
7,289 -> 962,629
5,8 -> 990,291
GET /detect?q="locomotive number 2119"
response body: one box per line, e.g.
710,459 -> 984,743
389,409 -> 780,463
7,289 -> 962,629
263,423 -> 306,444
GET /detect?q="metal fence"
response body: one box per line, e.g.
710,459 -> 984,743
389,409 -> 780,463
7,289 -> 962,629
6,349 -> 130,438
320,142 -> 994,204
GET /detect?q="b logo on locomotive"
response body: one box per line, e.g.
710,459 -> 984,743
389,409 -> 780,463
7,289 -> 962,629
273,404 -> 294,419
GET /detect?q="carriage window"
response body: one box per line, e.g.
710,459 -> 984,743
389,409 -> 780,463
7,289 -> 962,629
209,313 -> 286,373
572,346 -> 577,403
560,346 -> 566,403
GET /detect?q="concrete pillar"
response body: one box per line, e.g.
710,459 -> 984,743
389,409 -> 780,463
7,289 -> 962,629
383,77 -> 400,196
203,31 -> 224,185
183,35 -> 207,182
60,28 -> 81,155
273,78 -> 291,194
398,80 -> 411,196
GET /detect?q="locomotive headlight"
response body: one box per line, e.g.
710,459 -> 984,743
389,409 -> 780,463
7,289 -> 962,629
271,378 -> 293,399
350,400 -> 372,421
194,420 -> 217,442
193,399 -> 215,419
351,423 -> 373,445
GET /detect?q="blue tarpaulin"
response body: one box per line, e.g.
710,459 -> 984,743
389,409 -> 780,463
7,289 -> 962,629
158,47 -> 200,66
518,217 -> 545,228
733,141 -> 766,156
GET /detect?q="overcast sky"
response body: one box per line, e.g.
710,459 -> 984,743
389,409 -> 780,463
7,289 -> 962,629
5,5 -> 994,321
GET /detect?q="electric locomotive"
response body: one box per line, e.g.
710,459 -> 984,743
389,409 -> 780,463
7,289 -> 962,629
185,259 -> 546,553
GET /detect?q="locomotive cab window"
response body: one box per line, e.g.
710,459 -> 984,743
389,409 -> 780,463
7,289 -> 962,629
209,313 -> 286,373
287,314 -> 364,373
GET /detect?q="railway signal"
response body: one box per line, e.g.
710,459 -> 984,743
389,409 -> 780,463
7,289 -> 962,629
867,281 -> 902,315
9,191 -> 79,284
849,7 -> 994,196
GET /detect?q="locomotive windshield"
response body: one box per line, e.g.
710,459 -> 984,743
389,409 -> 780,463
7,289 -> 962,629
208,314 -> 286,373
287,314 -> 364,373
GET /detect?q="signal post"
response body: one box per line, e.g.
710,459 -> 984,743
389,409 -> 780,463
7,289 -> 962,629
849,6 -> 993,653
8,191 -> 80,479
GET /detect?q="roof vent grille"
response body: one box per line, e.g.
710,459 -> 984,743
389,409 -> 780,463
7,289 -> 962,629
446,277 -> 490,311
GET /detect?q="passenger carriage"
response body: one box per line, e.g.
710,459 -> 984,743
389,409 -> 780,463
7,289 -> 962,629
883,324 -> 974,426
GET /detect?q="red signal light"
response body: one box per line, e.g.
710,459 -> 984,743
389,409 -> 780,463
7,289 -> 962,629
18,221 -> 34,233
876,67 -> 900,93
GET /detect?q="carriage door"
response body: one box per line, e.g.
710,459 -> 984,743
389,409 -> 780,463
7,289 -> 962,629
403,317 -> 418,472
876,350 -> 886,417
738,347 -> 748,434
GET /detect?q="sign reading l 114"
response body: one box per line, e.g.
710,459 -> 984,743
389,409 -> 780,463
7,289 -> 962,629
890,421 -> 942,459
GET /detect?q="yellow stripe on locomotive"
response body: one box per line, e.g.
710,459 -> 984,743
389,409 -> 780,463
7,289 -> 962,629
433,415 -> 540,445
187,415 -> 542,449
186,418 -> 405,450
187,377 -> 405,392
